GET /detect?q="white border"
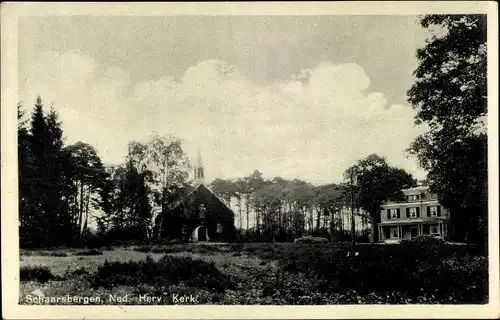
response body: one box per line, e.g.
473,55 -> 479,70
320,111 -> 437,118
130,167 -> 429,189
2,2 -> 499,319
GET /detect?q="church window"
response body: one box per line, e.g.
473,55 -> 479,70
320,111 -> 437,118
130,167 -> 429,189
216,223 -> 223,234
199,204 -> 206,219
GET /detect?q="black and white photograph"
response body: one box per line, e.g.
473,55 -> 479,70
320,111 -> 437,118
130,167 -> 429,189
1,2 -> 498,319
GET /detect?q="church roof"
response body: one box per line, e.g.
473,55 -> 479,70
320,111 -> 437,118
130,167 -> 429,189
170,183 -> 235,216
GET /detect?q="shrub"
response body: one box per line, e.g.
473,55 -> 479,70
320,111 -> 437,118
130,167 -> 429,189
63,267 -> 89,279
20,266 -> 55,283
93,255 -> 233,292
151,245 -> 190,254
75,249 -> 103,256
400,235 -> 445,246
293,236 -> 329,244
38,251 -> 69,257
277,241 -> 488,303
133,245 -> 152,253
415,255 -> 488,303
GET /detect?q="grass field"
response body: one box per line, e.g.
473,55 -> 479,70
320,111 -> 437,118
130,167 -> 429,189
19,241 -> 488,305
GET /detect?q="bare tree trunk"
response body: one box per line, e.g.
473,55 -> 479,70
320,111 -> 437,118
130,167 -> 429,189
370,214 -> 376,244
350,171 -> 356,249
246,194 -> 249,231
316,207 -> 321,233
78,180 -> 84,234
82,186 -> 91,239
329,209 -> 333,242
238,195 -> 242,230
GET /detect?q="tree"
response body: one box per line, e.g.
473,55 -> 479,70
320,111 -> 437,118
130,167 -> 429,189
210,178 -> 236,205
346,154 -> 416,243
63,142 -> 107,241
234,178 -> 246,230
18,103 -> 37,247
18,96 -> 81,246
106,159 -> 154,241
24,97 -> 60,245
146,135 -> 191,238
44,107 -> 73,243
314,183 -> 344,240
407,15 -> 487,250
244,170 -> 265,238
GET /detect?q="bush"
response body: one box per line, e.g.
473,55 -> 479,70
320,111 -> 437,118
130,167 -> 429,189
93,255 -> 234,292
75,249 -> 103,256
276,241 -> 488,303
37,251 -> 69,257
415,255 -> 488,303
20,266 -> 56,283
400,235 -> 445,246
133,245 -> 152,253
293,236 -> 329,244
150,245 -> 190,254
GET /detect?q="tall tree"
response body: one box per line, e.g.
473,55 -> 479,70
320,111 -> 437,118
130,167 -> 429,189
18,103 -> 37,247
146,135 -> 191,238
314,183 -> 344,240
25,97 -> 52,245
346,154 -> 416,243
107,160 -> 154,241
63,142 -> 107,241
244,170 -> 265,238
210,179 -> 236,205
407,15 -> 487,250
19,96 -> 77,246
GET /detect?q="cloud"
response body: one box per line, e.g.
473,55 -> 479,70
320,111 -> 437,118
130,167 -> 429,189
19,52 -> 427,184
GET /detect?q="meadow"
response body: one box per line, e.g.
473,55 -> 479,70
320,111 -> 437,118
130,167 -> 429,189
19,238 -> 488,305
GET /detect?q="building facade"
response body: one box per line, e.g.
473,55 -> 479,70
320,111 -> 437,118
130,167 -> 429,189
156,148 -> 236,242
378,186 -> 450,243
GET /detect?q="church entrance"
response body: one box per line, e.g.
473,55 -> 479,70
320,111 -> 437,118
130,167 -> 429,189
192,225 -> 209,242
198,226 -> 207,241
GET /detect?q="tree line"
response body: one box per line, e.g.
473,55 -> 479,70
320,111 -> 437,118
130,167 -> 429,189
17,96 -> 416,247
18,97 -> 192,247
209,158 -> 416,243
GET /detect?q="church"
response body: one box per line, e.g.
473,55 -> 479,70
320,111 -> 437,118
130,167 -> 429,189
155,150 -> 236,242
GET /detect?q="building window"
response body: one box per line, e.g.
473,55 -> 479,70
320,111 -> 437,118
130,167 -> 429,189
409,207 -> 417,218
391,209 -> 398,219
430,206 -> 438,217
390,227 -> 399,238
409,194 -> 424,201
430,224 -> 440,235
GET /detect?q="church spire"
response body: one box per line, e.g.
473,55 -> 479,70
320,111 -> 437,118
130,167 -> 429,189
194,146 -> 205,185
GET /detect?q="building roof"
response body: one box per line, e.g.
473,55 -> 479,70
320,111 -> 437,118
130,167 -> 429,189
381,200 -> 439,208
402,186 -> 429,195
173,183 -> 235,215
379,217 -> 448,225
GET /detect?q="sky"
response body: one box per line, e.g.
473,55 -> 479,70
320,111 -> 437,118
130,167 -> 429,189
18,15 -> 432,184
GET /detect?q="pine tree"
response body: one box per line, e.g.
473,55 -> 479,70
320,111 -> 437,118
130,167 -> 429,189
23,96 -> 50,245
45,107 -> 71,245
18,103 -> 36,247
